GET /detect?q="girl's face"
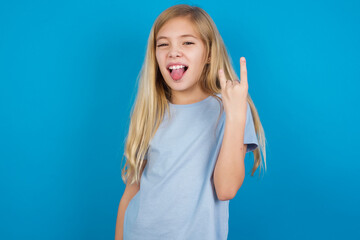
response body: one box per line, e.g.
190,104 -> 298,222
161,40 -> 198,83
155,16 -> 208,102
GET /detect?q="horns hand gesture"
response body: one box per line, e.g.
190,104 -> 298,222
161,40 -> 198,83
218,57 -> 248,122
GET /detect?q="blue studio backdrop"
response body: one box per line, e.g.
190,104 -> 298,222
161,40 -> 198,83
0,0 -> 359,239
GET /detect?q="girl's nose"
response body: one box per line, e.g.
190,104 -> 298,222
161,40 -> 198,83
168,46 -> 182,58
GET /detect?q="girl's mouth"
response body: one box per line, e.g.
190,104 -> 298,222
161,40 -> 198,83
168,66 -> 188,81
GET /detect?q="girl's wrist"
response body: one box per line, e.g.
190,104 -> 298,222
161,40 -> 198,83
226,111 -> 246,123
226,113 -> 246,124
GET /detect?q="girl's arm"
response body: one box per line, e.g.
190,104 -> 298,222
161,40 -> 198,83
213,118 -> 247,201
115,196 -> 133,240
214,57 -> 249,201
114,160 -> 147,240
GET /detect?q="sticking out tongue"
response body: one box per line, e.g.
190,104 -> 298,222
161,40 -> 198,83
170,68 -> 186,80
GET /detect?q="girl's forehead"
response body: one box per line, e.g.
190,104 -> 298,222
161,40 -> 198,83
157,17 -> 200,38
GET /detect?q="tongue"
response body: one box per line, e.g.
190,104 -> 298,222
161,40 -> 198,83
170,68 -> 185,80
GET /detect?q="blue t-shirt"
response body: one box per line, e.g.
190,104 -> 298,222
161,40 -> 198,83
123,93 -> 258,240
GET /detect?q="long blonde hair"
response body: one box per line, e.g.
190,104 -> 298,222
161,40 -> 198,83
121,4 -> 267,186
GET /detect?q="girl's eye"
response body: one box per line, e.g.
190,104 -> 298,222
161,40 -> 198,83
156,42 -> 194,47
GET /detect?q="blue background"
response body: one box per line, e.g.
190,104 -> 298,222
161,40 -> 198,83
1,0 -> 359,239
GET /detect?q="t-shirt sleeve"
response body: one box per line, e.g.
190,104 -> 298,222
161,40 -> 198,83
244,102 -> 259,153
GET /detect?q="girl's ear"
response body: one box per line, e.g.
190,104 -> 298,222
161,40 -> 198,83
207,57 -> 211,63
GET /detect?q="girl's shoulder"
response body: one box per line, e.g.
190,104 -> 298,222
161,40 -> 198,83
214,93 -> 222,99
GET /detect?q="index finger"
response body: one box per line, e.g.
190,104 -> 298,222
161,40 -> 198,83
240,57 -> 248,86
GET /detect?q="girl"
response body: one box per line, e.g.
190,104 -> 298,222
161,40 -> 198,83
115,4 -> 266,240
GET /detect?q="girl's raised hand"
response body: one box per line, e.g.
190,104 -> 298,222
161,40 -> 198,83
218,57 -> 248,122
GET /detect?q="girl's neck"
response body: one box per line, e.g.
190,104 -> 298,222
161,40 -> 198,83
170,92 -> 211,105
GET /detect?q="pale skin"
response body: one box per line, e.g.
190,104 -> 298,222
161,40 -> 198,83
156,17 -> 248,200
155,16 -> 209,105
115,58 -> 249,238
154,16 -> 250,200
115,15 -> 249,236
114,162 -> 147,240
213,56 -> 249,201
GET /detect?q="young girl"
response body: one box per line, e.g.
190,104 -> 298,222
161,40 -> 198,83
115,4 -> 266,240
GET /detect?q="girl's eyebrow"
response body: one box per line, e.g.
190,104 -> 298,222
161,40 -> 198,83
156,34 -> 197,42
